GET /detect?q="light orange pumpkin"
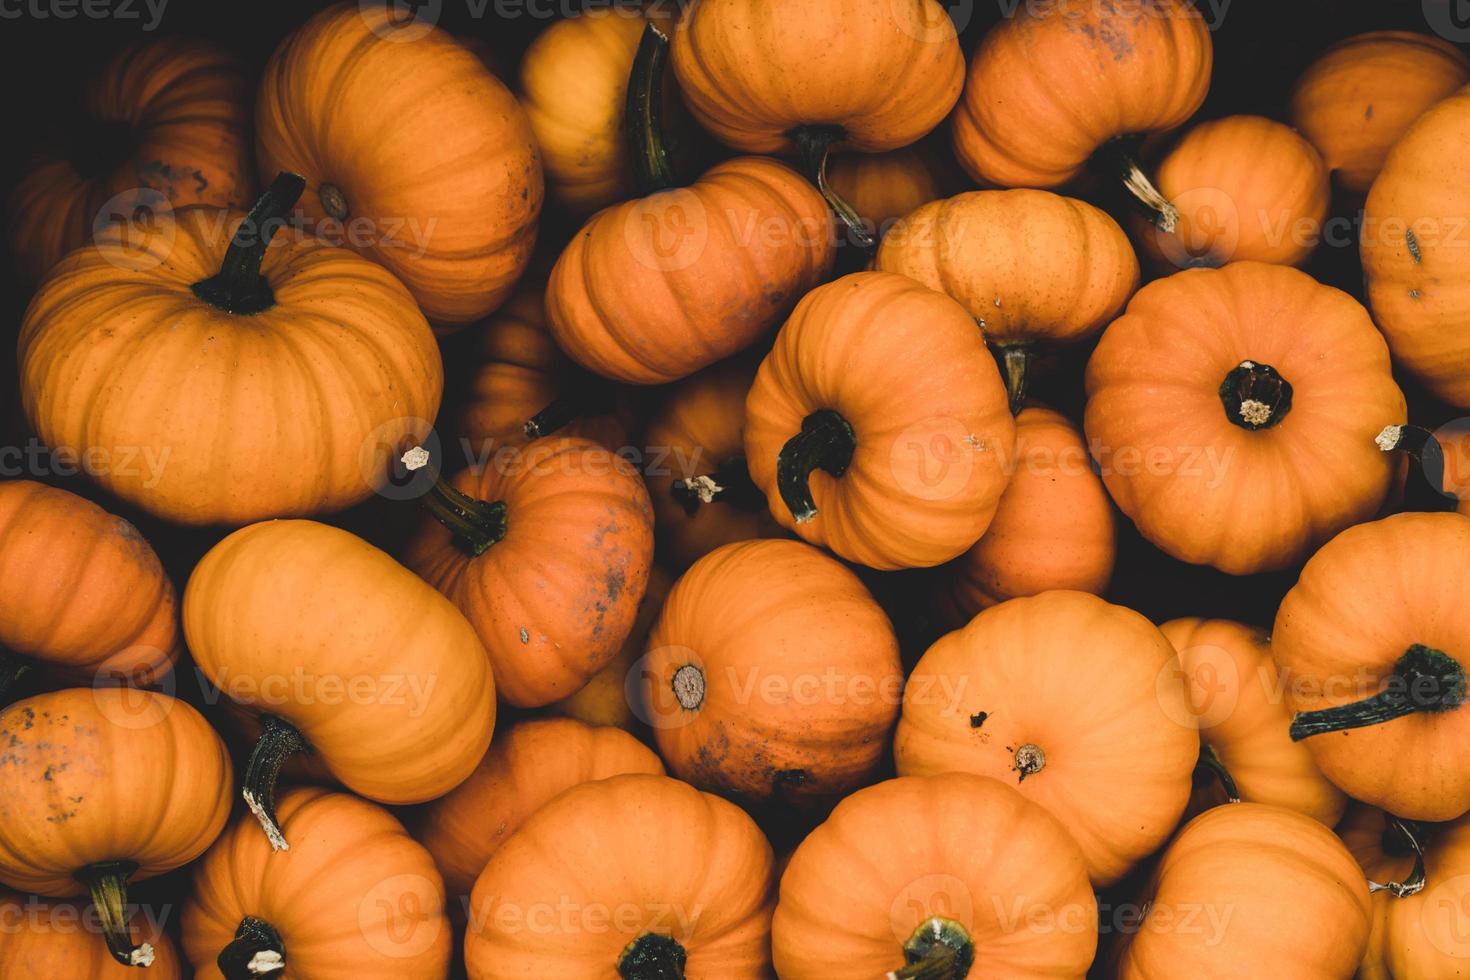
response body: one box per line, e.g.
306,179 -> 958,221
0,891 -> 183,979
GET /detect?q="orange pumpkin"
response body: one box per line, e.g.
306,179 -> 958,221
464,773 -> 775,978
183,519 -> 496,849
0,689 -> 232,967
1116,803 -> 1370,977
895,590 -> 1197,886
1130,115 -> 1330,270
1291,31 -> 1470,193
183,787 -> 450,979
417,717 -> 665,905
404,437 -> 654,708
826,146 -> 943,239
256,3 -> 541,325
0,891 -> 183,979
935,407 -> 1116,624
1273,512 -> 1470,821
744,271 -> 1015,570
642,539 -> 903,809
1084,261 -> 1406,574
8,37 -> 253,288
876,189 -> 1138,412
18,173 -> 442,527
0,480 -> 179,696
773,774 -> 1097,979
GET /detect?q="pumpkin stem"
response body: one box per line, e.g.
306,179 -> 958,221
75,861 -> 153,968
776,409 -> 856,524
1193,744 -> 1242,803
670,455 -> 764,517
998,346 -> 1031,416
889,916 -> 974,980
242,713 -> 310,852
1369,817 -> 1428,899
1377,424 -> 1459,512
525,395 -> 582,440
617,932 -> 687,979
218,916 -> 286,978
401,446 -> 509,557
0,649 -> 30,705
1219,360 -> 1293,430
1290,644 -> 1466,741
1096,138 -> 1178,233
1012,743 -> 1046,783
790,125 -> 875,252
190,172 -> 305,315
625,21 -> 677,194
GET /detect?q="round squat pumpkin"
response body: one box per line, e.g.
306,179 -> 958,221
1084,261 -> 1406,574
0,891 -> 183,979
256,2 -> 541,325
1273,512 -> 1470,821
745,271 -> 1016,570
464,773 -> 775,979
773,774 -> 1097,979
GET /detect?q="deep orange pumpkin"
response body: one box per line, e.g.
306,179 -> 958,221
0,891 -> 183,978
826,145 -> 944,239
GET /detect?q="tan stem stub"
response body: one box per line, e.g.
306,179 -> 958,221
319,183 -> 349,220
1013,743 -> 1046,782
671,664 -> 705,711
685,475 -> 723,504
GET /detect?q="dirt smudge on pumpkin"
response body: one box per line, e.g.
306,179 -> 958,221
969,711 -> 988,728
1406,228 -> 1421,264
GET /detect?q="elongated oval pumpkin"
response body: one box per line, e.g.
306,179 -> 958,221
1273,512 -> 1470,821
18,174 -> 442,527
773,774 -> 1097,979
745,271 -> 1015,570
643,539 -> 903,809
465,773 -> 775,979
895,590 -> 1197,886
0,689 -> 232,968
0,891 -> 183,979
183,519 -> 496,850
1084,261 -> 1406,574
256,3 -> 541,324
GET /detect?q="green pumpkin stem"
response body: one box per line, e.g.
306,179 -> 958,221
242,713 -> 310,852
617,932 -> 687,979
1290,645 -> 1466,741
1369,817 -> 1428,899
75,861 -> 152,968
190,172 -> 305,315
998,346 -> 1031,416
218,916 -> 286,979
400,446 -> 509,557
1219,360 -> 1293,430
1194,743 -> 1242,803
1096,138 -> 1178,233
0,649 -> 30,705
889,916 -> 975,980
790,125 -> 875,252
670,454 -> 764,517
625,21 -> 678,194
776,409 -> 856,524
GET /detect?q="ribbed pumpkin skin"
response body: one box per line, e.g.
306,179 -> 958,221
952,0 -> 1212,188
827,146 -> 942,234
465,773 -> 775,979
1291,30 -> 1470,193
417,718 -> 666,903
0,689 -> 232,895
1117,804 -> 1370,979
1084,262 -> 1405,575
1133,116 -> 1330,269
895,591 -> 1197,886
8,37 -> 253,288
1160,618 -> 1346,827
1273,512 -> 1470,821
183,788 -> 451,979
773,775 -> 1097,979
18,207 -> 442,527
643,539 -> 902,807
256,3 -> 542,324
405,438 -> 654,708
669,0 -> 964,154
546,157 -> 834,385
745,272 -> 1015,571
0,480 -> 179,687
0,892 -> 183,979
184,520 -> 496,805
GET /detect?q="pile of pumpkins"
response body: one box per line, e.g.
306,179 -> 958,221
3,0 -> 1470,977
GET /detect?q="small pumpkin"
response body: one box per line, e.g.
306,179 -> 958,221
8,36 -> 254,288
183,787 -> 451,979
1290,30 -> 1470,193
826,145 -> 943,240
256,2 -> 542,325
18,173 -> 442,527
1273,511 -> 1470,821
416,717 -> 665,906
0,688 -> 232,967
773,774 -> 1097,979
0,891 -> 183,979
895,590 -> 1197,886
642,539 -> 903,809
403,437 -> 654,708
0,480 -> 179,699
464,773 -> 775,979
183,519 -> 497,850
1116,803 -> 1370,978
1084,261 -> 1406,574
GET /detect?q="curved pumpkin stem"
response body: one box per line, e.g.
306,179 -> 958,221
525,396 -> 583,440
401,446 -> 508,557
190,172 -> 305,315
1378,424 -> 1459,512
790,125 -> 875,252
0,649 -> 30,706
998,346 -> 1031,416
1194,744 -> 1242,803
889,916 -> 974,980
617,932 -> 687,980
776,409 -> 856,524
1219,360 -> 1293,431
242,713 -> 310,852
625,21 -> 677,194
218,916 -> 286,979
670,455 -> 765,516
1369,817 -> 1428,899
1290,645 -> 1466,741
1095,138 -> 1178,233
75,862 -> 153,968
